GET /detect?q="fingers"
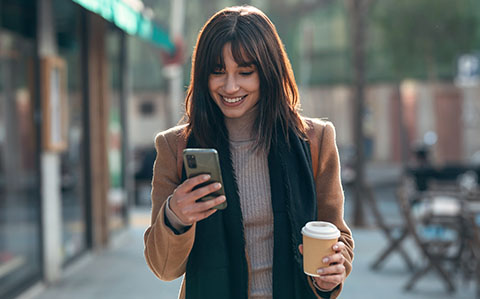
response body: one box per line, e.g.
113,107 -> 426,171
173,177 -> 222,207
314,262 -> 346,290
300,241 -> 347,290
298,241 -> 346,265
318,241 -> 346,266
175,176 -> 222,203
189,195 -> 226,215
176,195 -> 226,224
298,243 -> 345,264
322,252 -> 345,266
316,263 -> 345,276
298,243 -> 344,277
169,174 -> 226,224
315,272 -> 345,288
332,241 -> 346,252
190,182 -> 222,202
179,174 -> 211,193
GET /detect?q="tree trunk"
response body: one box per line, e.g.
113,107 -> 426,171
348,0 -> 369,227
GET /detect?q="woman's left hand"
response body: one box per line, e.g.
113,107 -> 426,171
298,241 -> 347,291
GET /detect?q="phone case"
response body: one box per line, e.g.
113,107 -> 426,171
182,148 -> 227,210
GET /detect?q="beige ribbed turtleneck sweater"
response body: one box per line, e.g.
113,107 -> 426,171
225,111 -> 274,299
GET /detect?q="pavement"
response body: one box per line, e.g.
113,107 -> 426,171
20,163 -> 478,299
23,206 -> 477,299
23,208 -> 183,299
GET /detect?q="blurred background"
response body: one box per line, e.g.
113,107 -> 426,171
1,0 -> 479,298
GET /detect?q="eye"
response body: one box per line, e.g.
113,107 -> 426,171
240,71 -> 254,76
211,68 -> 225,75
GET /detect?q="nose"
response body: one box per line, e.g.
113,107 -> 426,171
223,74 -> 240,94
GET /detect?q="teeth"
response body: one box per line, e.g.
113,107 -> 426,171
223,96 -> 244,103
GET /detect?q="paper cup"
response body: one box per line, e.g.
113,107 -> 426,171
301,221 -> 340,277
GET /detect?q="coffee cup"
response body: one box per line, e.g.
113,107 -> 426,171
301,221 -> 340,277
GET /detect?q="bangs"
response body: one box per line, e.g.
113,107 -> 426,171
208,37 -> 257,71
187,5 -> 305,151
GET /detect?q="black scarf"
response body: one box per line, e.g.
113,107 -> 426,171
183,127 -> 318,299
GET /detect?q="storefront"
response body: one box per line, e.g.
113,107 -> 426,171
0,1 -> 41,298
0,0 -> 173,298
52,0 -> 89,265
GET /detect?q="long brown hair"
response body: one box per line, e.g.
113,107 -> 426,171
184,5 -> 306,151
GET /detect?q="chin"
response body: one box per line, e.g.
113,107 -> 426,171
223,111 -> 245,119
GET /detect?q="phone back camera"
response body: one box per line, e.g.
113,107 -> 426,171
186,155 -> 197,168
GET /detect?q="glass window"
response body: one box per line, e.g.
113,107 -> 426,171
54,0 -> 88,264
107,26 -> 128,234
0,29 -> 41,299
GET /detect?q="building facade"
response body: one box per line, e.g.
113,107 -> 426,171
0,1 -> 172,298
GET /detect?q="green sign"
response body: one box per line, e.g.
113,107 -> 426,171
72,0 -> 174,52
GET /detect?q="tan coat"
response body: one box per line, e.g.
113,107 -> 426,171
144,118 -> 354,299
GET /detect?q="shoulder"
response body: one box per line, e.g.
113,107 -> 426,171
302,117 -> 336,144
154,124 -> 188,155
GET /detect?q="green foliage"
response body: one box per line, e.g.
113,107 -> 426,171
129,0 -> 480,88
371,0 -> 479,81
280,0 -> 352,85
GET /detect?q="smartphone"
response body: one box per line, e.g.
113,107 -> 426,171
182,148 -> 227,210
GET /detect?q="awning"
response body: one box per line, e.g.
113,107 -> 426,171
72,0 -> 174,53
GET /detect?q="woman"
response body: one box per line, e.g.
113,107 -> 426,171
144,5 -> 354,299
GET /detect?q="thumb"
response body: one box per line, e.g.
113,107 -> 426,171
298,244 -> 303,255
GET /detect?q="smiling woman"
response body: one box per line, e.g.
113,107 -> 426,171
208,43 -> 260,120
144,5 -> 354,299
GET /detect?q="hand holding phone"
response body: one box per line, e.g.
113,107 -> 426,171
167,149 -> 227,225
182,149 -> 227,210
169,174 -> 226,225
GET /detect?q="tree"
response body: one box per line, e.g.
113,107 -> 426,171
372,0 -> 478,82
371,0 -> 479,177
346,0 -> 373,227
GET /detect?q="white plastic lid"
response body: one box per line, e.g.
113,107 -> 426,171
301,221 -> 340,239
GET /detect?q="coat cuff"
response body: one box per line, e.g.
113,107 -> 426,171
164,195 -> 191,234
308,276 -> 342,299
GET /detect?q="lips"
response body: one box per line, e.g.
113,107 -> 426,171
221,95 -> 247,105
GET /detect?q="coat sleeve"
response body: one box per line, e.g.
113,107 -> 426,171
143,130 -> 196,281
311,120 -> 354,299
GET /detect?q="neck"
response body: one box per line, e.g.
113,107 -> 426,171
224,108 -> 258,142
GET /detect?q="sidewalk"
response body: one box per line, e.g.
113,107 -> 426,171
25,208 -> 182,299
26,207 -> 476,299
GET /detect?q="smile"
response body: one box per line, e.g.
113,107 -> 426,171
222,95 -> 246,103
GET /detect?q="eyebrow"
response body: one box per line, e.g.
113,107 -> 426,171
214,62 -> 254,68
238,62 -> 254,67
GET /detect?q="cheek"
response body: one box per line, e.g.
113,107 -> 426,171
208,78 -> 215,92
207,80 -> 220,104
209,79 -> 224,97
249,76 -> 260,92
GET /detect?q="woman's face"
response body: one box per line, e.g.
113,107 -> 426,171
208,43 -> 260,120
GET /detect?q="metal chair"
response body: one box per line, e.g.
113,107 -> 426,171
365,184 -> 414,271
396,183 -> 466,293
